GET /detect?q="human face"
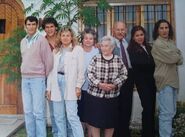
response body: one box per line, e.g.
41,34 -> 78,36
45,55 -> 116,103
25,20 -> 38,36
60,30 -> 72,47
158,22 -> 169,39
83,33 -> 94,47
44,23 -> 57,37
113,22 -> 127,40
100,41 -> 113,56
133,30 -> 145,45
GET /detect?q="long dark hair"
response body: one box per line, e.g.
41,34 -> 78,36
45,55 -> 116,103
128,25 -> 149,53
153,19 -> 173,40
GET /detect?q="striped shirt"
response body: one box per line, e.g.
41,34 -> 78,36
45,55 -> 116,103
87,54 -> 127,98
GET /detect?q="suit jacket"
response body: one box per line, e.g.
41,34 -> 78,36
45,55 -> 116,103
128,45 -> 156,91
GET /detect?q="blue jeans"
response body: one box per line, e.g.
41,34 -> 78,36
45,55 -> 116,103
52,100 -> 67,137
49,74 -> 67,137
65,100 -> 84,137
58,74 -> 84,137
21,77 -> 46,137
48,101 -> 58,137
157,86 -> 177,137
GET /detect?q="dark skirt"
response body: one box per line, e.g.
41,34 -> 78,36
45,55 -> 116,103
77,90 -> 87,122
83,92 -> 119,128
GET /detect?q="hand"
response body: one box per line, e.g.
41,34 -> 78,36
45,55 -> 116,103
98,83 -> 113,92
98,83 -> 117,92
107,84 -> 117,90
46,90 -> 51,100
76,87 -> 81,99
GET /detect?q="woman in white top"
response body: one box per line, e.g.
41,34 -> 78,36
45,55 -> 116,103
47,27 -> 84,137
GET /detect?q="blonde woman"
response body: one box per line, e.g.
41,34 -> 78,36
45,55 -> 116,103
47,27 -> 84,137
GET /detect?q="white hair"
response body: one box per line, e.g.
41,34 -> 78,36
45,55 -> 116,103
101,35 -> 116,49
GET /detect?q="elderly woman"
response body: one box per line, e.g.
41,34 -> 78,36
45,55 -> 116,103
84,36 -> 128,137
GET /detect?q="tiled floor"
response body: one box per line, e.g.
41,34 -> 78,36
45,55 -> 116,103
0,115 -> 24,137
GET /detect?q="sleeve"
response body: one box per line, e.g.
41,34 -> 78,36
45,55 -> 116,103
151,42 -> 182,64
113,58 -> 128,89
40,37 -> 54,76
177,50 -> 183,65
46,71 -> 52,91
76,46 -> 85,88
87,56 -> 101,87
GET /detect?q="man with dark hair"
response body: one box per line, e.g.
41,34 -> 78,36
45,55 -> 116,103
20,16 -> 53,137
42,17 -> 58,137
42,17 -> 58,51
42,17 -> 58,30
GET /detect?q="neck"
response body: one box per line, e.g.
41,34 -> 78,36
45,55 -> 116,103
103,54 -> 113,60
83,46 -> 93,52
63,44 -> 70,48
28,33 -> 36,38
159,36 -> 169,41
47,35 -> 56,41
46,35 -> 56,48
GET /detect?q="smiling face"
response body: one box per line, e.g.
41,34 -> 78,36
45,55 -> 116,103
133,30 -> 145,45
60,30 -> 72,47
83,33 -> 94,48
158,22 -> 169,39
44,23 -> 57,37
112,22 -> 127,41
25,20 -> 38,36
100,40 -> 114,56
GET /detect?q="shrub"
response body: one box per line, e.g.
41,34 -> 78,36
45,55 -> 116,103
173,102 -> 185,137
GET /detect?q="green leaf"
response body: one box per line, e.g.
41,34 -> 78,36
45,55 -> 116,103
0,27 -> 26,85
97,0 -> 111,10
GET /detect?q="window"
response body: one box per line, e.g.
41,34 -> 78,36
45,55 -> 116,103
114,5 -> 136,40
85,2 -> 172,42
143,4 -> 169,41
0,19 -> 6,34
97,8 -> 107,41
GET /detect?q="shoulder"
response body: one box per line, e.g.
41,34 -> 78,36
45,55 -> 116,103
153,39 -> 160,45
114,54 -> 123,62
21,37 -> 26,45
152,38 -> 167,47
92,47 -> 99,53
38,35 -> 48,42
73,45 -> 83,52
91,54 -> 101,61
114,54 -> 120,59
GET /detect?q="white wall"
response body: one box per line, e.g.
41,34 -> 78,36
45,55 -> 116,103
175,0 -> 185,101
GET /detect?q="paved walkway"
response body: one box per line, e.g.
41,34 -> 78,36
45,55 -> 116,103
0,93 -> 142,137
0,115 -> 24,137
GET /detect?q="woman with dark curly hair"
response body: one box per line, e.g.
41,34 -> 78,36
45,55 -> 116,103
152,19 -> 183,137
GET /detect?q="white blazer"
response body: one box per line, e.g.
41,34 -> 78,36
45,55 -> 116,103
47,45 -> 84,101
63,45 -> 85,100
47,51 -> 62,101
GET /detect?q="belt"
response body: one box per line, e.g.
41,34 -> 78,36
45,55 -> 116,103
58,72 -> 65,75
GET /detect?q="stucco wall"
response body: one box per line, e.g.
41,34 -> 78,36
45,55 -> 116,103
175,0 -> 185,101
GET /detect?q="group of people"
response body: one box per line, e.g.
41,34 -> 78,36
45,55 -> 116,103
20,15 -> 183,137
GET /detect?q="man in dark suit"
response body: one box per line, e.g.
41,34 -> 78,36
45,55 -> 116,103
113,21 -> 134,137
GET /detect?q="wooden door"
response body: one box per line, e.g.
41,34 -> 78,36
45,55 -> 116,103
0,0 -> 24,114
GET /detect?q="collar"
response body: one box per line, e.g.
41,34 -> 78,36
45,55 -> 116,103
26,31 -> 40,41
